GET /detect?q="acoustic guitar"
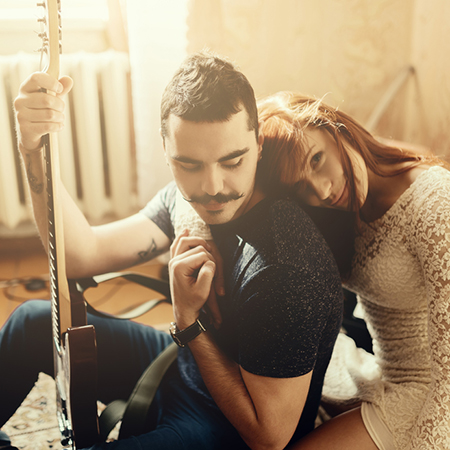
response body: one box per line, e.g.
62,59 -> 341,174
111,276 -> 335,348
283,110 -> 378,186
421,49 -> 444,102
39,1 -> 100,447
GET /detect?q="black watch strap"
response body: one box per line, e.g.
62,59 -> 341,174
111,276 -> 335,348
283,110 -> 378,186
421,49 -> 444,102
170,311 -> 209,348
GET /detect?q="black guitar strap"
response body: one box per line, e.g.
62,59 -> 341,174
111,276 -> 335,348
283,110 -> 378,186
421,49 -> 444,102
75,272 -> 177,441
98,342 -> 178,440
77,272 -> 171,321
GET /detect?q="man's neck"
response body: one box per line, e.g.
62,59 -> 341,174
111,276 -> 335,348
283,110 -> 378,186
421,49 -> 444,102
242,185 -> 265,216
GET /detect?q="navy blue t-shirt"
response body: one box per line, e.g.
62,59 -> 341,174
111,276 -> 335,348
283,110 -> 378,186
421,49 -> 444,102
140,182 -> 343,441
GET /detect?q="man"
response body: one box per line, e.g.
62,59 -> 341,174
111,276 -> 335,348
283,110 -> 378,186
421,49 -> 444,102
2,51 -> 342,449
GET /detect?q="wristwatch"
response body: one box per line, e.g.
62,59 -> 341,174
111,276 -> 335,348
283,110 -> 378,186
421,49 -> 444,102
169,311 -> 209,348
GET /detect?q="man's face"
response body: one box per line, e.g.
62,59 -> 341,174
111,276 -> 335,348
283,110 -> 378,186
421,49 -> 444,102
164,109 -> 263,225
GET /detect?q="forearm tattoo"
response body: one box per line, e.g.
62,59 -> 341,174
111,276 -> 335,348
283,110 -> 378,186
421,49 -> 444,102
138,238 -> 160,261
25,154 -> 44,194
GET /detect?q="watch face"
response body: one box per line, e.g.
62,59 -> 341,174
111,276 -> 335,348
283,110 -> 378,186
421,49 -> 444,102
169,322 -> 184,347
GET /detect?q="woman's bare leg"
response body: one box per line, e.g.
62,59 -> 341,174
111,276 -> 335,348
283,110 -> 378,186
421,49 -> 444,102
289,407 -> 379,450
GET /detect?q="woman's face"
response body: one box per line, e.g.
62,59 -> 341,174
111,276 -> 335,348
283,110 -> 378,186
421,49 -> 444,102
292,128 -> 369,211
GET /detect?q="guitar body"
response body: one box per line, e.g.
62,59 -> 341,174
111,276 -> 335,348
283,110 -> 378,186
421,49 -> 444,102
49,237 -> 100,450
57,325 -> 99,449
53,282 -> 99,448
40,2 -> 100,448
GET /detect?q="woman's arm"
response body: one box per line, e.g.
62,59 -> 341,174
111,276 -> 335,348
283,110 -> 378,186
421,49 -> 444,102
408,180 -> 450,449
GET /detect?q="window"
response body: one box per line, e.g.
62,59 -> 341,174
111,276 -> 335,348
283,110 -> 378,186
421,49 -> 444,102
0,0 -> 112,54
0,0 -> 109,21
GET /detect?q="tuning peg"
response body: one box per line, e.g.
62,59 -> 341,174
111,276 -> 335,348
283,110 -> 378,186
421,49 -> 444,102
35,31 -> 48,48
36,2 -> 45,7
36,30 -> 48,42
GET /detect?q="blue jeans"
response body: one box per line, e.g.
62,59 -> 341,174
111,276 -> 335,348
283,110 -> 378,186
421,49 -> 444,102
0,300 -> 245,449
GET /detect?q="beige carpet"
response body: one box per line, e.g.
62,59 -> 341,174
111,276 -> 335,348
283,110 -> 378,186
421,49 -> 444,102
2,373 -> 65,450
2,370 -> 327,449
2,373 -> 118,450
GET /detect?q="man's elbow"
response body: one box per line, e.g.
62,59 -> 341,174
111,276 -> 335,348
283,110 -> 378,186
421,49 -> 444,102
241,427 -> 294,450
245,442 -> 287,450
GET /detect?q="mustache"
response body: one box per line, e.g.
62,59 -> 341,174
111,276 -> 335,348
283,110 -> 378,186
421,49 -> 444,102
183,192 -> 244,205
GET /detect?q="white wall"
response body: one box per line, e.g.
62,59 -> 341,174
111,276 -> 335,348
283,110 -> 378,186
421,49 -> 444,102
3,0 -> 449,231
187,0 -> 450,157
125,0 -> 188,205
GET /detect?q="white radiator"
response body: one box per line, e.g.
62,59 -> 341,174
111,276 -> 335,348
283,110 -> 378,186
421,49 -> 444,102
0,50 -> 137,232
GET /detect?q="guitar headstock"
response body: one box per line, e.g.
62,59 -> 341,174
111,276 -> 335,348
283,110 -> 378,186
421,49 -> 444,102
37,0 -> 61,79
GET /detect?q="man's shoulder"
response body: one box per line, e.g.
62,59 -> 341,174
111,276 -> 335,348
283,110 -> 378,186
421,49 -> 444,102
269,197 -> 310,219
157,181 -> 178,203
267,197 -> 323,239
262,197 -> 340,272
141,182 -> 177,212
139,181 -> 177,239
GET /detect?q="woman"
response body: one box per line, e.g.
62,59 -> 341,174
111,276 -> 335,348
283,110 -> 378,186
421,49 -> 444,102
257,91 -> 450,450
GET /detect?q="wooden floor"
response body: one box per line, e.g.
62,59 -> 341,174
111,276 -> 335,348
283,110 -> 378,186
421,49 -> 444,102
0,236 -> 174,330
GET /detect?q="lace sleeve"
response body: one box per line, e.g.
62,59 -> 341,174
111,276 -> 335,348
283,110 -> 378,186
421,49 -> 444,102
407,181 -> 450,449
174,189 -> 213,240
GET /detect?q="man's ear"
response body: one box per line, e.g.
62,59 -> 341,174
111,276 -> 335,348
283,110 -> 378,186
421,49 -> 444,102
160,128 -> 165,149
257,120 -> 264,159
160,128 -> 169,165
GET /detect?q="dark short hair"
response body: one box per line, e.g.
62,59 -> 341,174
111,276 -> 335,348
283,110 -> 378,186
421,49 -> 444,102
160,51 -> 258,140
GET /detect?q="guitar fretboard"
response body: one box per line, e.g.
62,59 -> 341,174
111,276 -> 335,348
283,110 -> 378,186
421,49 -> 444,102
44,134 -> 62,345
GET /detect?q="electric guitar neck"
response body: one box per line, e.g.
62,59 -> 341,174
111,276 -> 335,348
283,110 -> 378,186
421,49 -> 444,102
39,1 -> 100,447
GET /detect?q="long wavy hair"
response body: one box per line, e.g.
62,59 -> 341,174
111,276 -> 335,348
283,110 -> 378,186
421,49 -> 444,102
256,91 -> 448,279
257,91 -> 448,213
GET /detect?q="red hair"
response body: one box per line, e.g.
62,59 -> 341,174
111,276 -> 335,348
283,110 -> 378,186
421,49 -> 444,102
257,91 -> 448,212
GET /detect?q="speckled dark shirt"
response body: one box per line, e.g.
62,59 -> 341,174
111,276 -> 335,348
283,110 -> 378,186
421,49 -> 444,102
141,182 -> 343,442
